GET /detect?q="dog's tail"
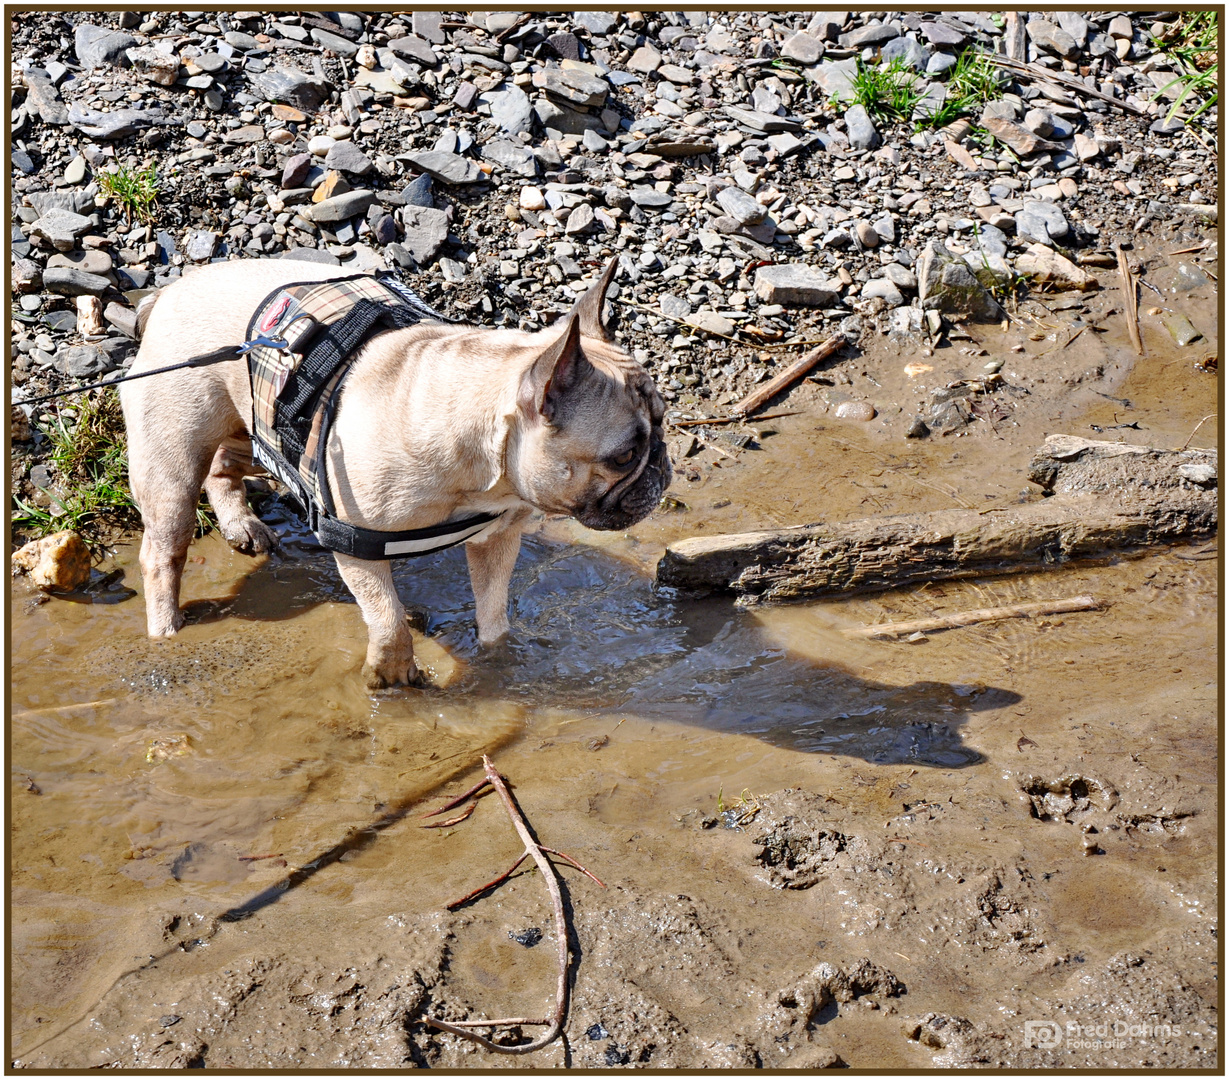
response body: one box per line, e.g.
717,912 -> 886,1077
135,291 -> 161,339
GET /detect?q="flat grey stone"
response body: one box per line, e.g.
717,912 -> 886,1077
716,186 -> 766,226
724,106 -> 800,132
398,205 -> 450,264
57,344 -> 114,377
311,27 -> 358,57
281,246 -> 342,265
1015,200 -> 1069,246
483,84 -> 533,134
927,51 -> 957,76
401,174 -> 434,207
1025,20 -> 1080,59
403,150 -> 485,185
844,104 -> 880,150
43,267 -> 111,295
839,22 -> 899,48
541,67 -> 608,109
781,32 -> 824,65
862,278 -> 905,306
917,239 -> 1003,321
564,202 -> 595,234
184,229 -> 218,261
66,103 -> 170,140
920,21 -> 966,46
75,24 -> 136,68
881,36 -> 930,71
754,264 -> 841,307
629,188 -> 672,208
882,262 -> 917,290
573,11 -> 618,35
481,138 -> 538,177
23,74 -> 68,126
1056,11 -> 1089,47
30,208 -> 93,251
325,140 -> 374,176
47,249 -> 111,275
104,302 -> 139,338
388,35 -> 439,67
305,189 -> 377,223
412,11 -> 445,44
627,44 -> 662,72
249,66 -> 332,111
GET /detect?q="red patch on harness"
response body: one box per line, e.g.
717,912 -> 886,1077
259,295 -> 292,333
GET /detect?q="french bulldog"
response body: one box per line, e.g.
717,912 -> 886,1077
120,257 -> 670,688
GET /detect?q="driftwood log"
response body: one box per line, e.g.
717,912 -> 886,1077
657,436 -> 1217,606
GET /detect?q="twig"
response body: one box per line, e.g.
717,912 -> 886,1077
420,777 -> 493,818
730,333 -> 846,418
12,698 -> 117,719
843,595 -> 1104,639
985,54 -> 1148,116
445,851 -> 529,910
423,755 -> 603,1056
1116,247 -> 1144,356
237,853 -> 284,862
670,410 -> 798,428
421,801 -> 480,828
1179,413 -> 1216,451
1163,241 -> 1210,257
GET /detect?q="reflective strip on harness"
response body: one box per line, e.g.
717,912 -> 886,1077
245,274 -> 505,560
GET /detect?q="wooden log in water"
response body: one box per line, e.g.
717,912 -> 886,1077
656,437 -> 1217,606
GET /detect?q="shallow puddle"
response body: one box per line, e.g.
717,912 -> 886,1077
10,246 -> 1218,1068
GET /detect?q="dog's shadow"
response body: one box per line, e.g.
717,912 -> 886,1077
173,498 -> 1012,769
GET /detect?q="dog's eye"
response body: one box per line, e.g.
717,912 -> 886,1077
610,448 -> 636,468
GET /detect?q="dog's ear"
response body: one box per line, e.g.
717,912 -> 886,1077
574,257 -> 619,342
520,308 -> 590,423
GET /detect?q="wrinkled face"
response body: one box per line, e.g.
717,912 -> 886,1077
515,341 -> 672,531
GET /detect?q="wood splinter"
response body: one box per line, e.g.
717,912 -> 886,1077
420,755 -> 605,1055
844,595 -> 1105,639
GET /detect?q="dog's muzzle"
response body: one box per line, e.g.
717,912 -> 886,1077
577,435 -> 672,531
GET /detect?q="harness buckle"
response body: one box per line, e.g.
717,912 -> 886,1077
237,333 -> 290,354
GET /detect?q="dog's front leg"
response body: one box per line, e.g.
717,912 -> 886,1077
466,514 -> 528,643
333,554 -> 418,688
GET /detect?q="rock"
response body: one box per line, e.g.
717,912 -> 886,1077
920,21 -> 966,46
1013,243 -> 1098,291
55,344 -> 112,377
1015,201 -> 1069,247
249,66 -> 332,111
1072,133 -> 1100,162
573,11 -> 618,35
754,264 -> 841,307
781,32 -> 824,65
62,155 -> 88,185
844,105 -> 880,150
66,103 -> 170,141
312,170 -> 350,202
540,67 -> 609,109
11,531 -> 92,592
723,106 -> 800,133
412,11 -> 445,44
484,84 -> 533,134
13,258 -> 42,292
403,150 -> 485,185
388,35 -> 438,66
883,263 -> 917,290
23,74 -> 68,126
324,140 -> 374,176
840,22 -> 899,48
127,44 -> 179,85
881,36 -> 930,70
1161,312 -> 1202,347
861,279 -> 904,306
482,139 -> 538,177
917,240 -> 1003,321
74,24 -> 135,68
716,186 -> 766,226
281,152 -> 314,188
30,208 -> 94,251
305,189 -> 377,223
104,302 -> 139,338
1056,11 -> 1089,46
981,116 -> 1062,155
76,295 -> 106,336
520,185 -> 546,210
1025,20 -> 1080,59
835,399 -> 877,421
854,222 -> 880,249
398,205 -> 451,264
401,174 -> 434,207
687,311 -> 735,337
1108,15 -> 1134,39
312,27 -> 358,57
43,266 -> 110,296
184,229 -> 219,261
564,202 -> 595,234
308,134 -> 336,156
627,45 -> 663,73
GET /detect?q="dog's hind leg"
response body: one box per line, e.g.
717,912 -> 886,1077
203,435 -> 279,556
333,554 -> 419,689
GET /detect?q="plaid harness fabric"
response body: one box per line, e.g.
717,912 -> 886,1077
245,274 -> 504,560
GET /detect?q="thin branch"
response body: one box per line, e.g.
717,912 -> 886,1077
444,852 -> 529,909
1117,247 -> 1144,356
1179,413 -> 1217,451
729,333 -> 846,418
844,595 -> 1104,639
420,777 -> 492,819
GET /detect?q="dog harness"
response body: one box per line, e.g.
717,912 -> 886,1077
244,273 -> 504,560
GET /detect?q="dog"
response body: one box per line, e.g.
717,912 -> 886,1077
120,257 -> 671,688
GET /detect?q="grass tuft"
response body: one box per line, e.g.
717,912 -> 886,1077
915,49 -> 1005,130
841,57 -> 925,123
96,162 -> 160,225
1150,11 -> 1218,123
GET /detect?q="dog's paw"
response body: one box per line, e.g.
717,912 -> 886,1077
148,609 -> 185,637
362,657 -> 422,690
222,517 -> 279,557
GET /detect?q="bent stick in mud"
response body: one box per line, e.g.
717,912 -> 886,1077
729,333 -> 846,418
843,595 -> 1104,639
420,755 -> 605,1055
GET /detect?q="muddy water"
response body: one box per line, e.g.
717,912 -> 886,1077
10,251 -> 1218,1069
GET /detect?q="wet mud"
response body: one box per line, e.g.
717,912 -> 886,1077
10,245 -> 1218,1069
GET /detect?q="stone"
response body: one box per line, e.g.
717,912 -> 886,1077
926,51 -> 957,76
1160,311 -> 1202,347
564,202 -> 595,234
840,22 -> 899,48
872,215 -> 897,244
314,170 -> 351,202
62,156 -> 88,185
30,208 -> 93,251
56,344 -> 113,376
74,24 -> 136,68
844,104 -> 880,150
917,239 -> 1003,321
224,124 -> 265,144
754,264 -> 841,307
1025,20 -> 1080,59
724,106 -> 800,133
482,139 -> 538,177
104,301 -> 139,338
628,44 -> 663,73
547,32 -> 582,61
401,174 -> 434,207
483,84 -> 534,134
66,103 -> 168,140
781,32 -> 824,65
540,67 -> 609,109
249,66 -> 332,111
520,185 -> 546,210
282,152 -> 314,188
13,258 -> 42,292
1013,243 -> 1098,291
1056,11 -> 1089,47
372,213 -> 397,246
861,278 -> 904,306
305,189 -> 377,223
1072,133 -> 1100,162
1108,15 -> 1134,40
716,186 -> 766,226
412,11 -> 445,44
23,74 -> 68,126
920,21 -> 966,47
881,36 -> 930,70
325,140 -> 374,176
282,247 -> 342,266
403,150 -> 485,185
854,221 -> 880,249
184,229 -> 219,261
1015,200 -> 1069,247
308,134 -> 336,156
388,35 -> 439,67
398,205 -> 451,264
688,311 -> 735,337
48,250 -> 112,275
11,531 -> 92,592
76,295 -> 106,336
657,64 -> 693,85
882,262 -> 917,290
312,28 -> 358,57
573,11 -> 618,35
127,44 -> 179,85
981,116 -> 1062,156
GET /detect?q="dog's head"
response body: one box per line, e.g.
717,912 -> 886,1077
512,259 -> 671,531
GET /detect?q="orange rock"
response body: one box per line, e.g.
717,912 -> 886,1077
271,103 -> 308,123
11,530 -> 92,591
312,170 -> 351,203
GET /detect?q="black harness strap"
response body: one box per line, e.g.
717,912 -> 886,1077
312,506 -> 504,561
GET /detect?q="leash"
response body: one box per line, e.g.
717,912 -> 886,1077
14,334 -> 289,408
